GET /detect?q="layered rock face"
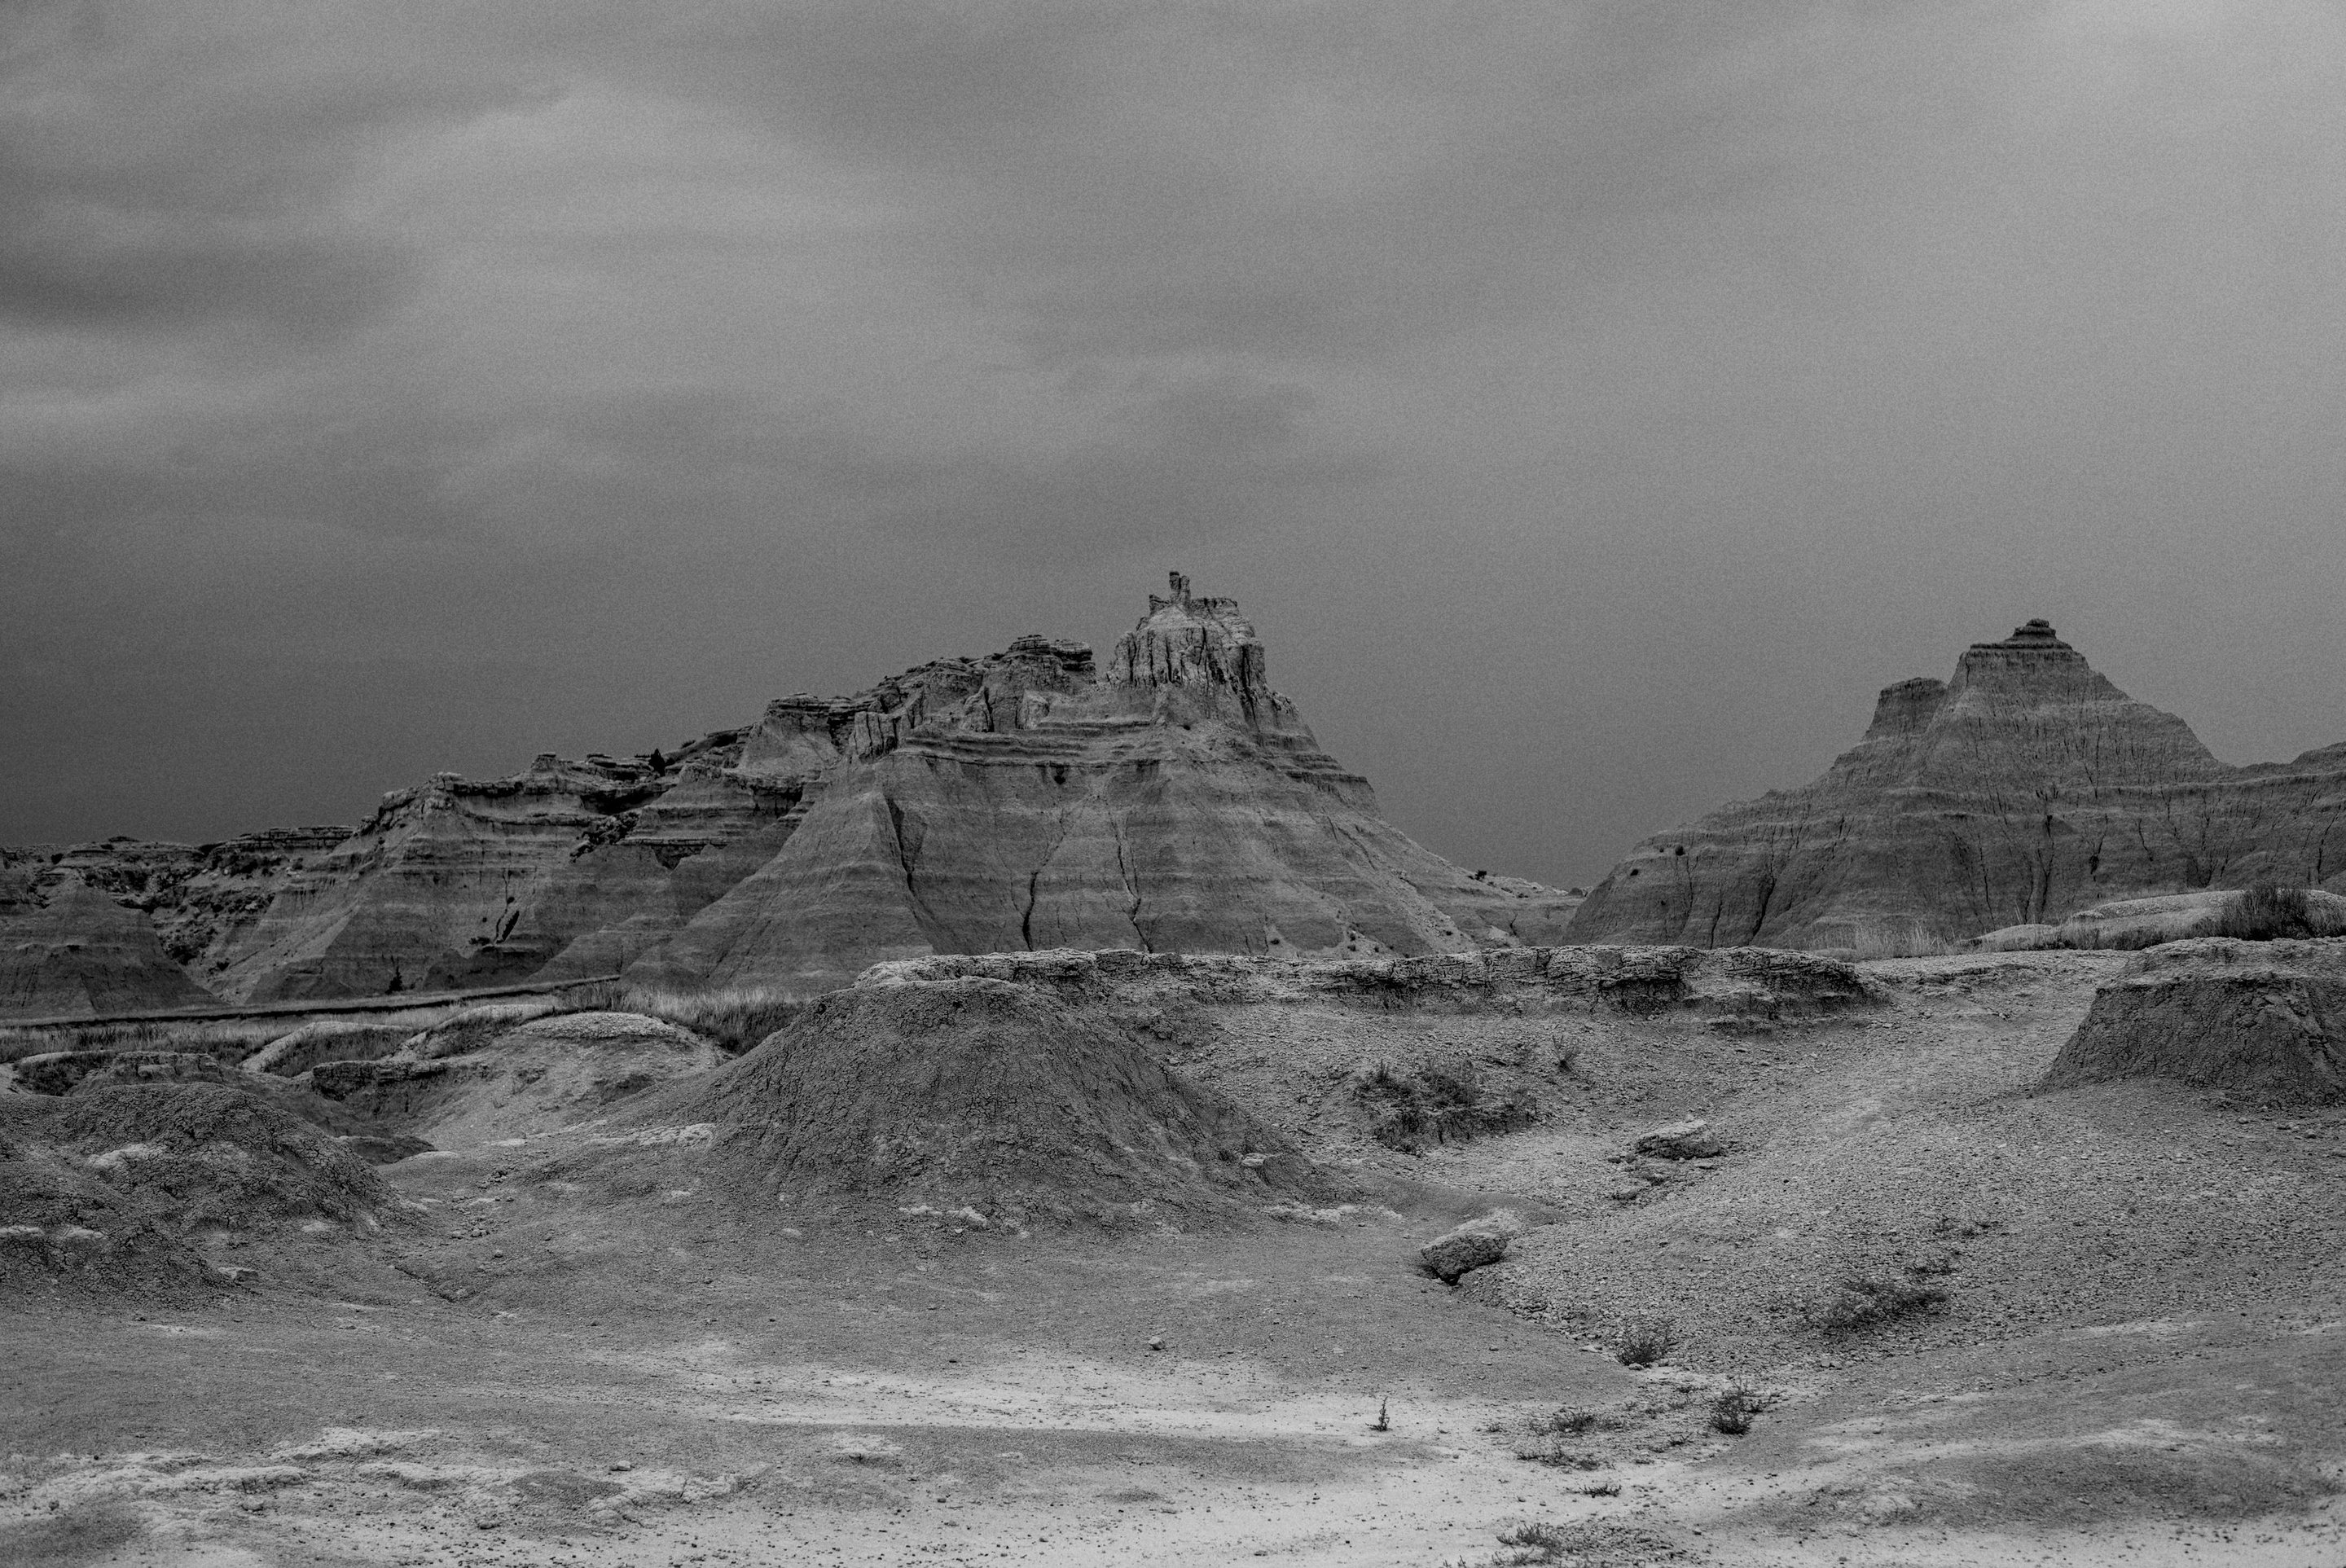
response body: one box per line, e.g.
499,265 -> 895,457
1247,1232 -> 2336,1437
1568,621 -> 2346,950
7,577 -> 1576,1012
2042,939 -> 2346,1104
0,866 -> 218,1017
628,578 -> 1575,993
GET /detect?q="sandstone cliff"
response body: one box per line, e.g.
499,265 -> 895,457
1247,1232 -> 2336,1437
1566,621 -> 2346,950
9,577 -> 1577,1012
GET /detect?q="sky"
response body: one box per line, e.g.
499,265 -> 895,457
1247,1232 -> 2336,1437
6,0 -> 2345,887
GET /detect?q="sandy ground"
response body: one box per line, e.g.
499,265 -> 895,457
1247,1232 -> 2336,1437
7,949 -> 2345,1566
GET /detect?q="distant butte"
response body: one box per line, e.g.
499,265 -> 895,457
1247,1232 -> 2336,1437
1566,620 -> 2346,951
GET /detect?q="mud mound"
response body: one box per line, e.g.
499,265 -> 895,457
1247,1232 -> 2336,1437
317,1010 -> 719,1148
640,977 -> 1329,1223
0,1079 -> 393,1290
2041,938 -> 2346,1103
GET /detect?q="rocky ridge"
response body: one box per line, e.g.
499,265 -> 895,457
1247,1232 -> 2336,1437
4,577 -> 1578,1015
1567,620 -> 2346,950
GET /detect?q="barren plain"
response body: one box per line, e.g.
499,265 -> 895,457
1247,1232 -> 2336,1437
7,945 -> 2344,1567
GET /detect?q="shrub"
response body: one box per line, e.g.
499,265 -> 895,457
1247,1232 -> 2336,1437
1614,1316 -> 1677,1367
1350,1057 -> 1537,1153
1528,1405 -> 1600,1437
1492,1522 -> 1678,1566
1710,1386 -> 1764,1434
1813,1271 -> 1948,1333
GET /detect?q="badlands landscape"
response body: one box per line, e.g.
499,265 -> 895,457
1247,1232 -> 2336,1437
7,583 -> 2346,1566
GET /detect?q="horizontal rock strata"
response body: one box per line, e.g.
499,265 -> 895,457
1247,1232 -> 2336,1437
7,578 -> 1577,1012
2041,938 -> 2346,1105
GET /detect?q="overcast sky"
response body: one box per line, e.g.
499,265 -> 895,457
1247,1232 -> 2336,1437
6,1 -> 2344,885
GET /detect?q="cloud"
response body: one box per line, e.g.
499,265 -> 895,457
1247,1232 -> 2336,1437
7,0 -> 2346,888
858,376 -> 1376,555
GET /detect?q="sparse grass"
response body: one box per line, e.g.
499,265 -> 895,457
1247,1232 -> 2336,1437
543,982 -> 805,1055
1813,1269 -> 1949,1333
1843,920 -> 1956,960
2208,881 -> 2346,941
0,1017 -> 288,1067
2041,883 -> 2346,951
1351,1057 -> 1538,1153
1614,1316 -> 1677,1367
626,986 -> 804,1055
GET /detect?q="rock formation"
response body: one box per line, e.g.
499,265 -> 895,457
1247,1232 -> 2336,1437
621,577 -> 1577,993
2041,938 -> 2346,1104
5,578 -> 1578,1012
0,867 -> 218,1018
1567,621 -> 2346,950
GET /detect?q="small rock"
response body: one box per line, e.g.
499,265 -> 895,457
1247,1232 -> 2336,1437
1149,1336 -> 1166,1351
609,1460 -> 633,1473
1633,1118 -> 1724,1160
1418,1210 -> 1525,1283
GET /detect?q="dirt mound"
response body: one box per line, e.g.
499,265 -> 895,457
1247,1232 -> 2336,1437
636,977 -> 1330,1223
0,1079 -> 393,1290
316,1009 -> 719,1148
2041,938 -> 2346,1103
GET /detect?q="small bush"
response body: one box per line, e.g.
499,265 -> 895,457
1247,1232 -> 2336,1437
1495,1522 -> 1574,1563
1710,1386 -> 1764,1434
1492,1521 -> 1680,1566
1351,1057 -> 1537,1153
1614,1316 -> 1677,1367
1528,1405 -> 1600,1437
1813,1272 -> 1948,1333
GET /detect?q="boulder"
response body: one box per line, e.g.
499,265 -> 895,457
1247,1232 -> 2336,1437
1633,1118 -> 1723,1160
1418,1210 -> 1525,1282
